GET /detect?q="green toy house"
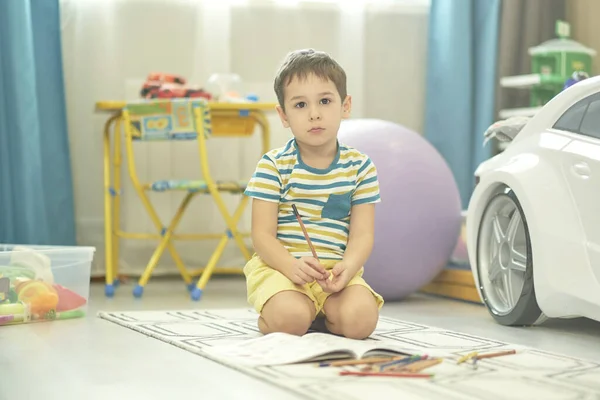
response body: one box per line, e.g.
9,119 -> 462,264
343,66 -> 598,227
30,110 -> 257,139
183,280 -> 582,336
499,21 -> 596,119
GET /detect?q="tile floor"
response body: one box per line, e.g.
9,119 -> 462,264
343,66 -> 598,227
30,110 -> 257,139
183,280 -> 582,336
1,275 -> 599,400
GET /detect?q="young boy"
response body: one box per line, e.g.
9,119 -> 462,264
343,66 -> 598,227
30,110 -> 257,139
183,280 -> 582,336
243,49 -> 383,340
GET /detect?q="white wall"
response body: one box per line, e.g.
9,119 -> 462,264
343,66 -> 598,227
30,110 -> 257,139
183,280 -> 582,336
59,0 -> 430,276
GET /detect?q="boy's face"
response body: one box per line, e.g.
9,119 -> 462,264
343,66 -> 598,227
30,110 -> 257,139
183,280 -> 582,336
276,73 -> 351,149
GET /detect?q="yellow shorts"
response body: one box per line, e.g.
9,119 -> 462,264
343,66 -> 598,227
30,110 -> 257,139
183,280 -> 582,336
243,255 -> 384,317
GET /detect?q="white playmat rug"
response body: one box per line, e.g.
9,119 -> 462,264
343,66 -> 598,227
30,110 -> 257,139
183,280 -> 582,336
97,308 -> 600,399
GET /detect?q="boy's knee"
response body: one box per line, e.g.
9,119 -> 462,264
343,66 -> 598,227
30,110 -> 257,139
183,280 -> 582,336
339,305 -> 378,339
260,291 -> 315,336
328,294 -> 379,340
264,309 -> 312,336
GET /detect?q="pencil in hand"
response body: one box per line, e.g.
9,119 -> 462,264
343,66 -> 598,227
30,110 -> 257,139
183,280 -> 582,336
291,204 -> 320,261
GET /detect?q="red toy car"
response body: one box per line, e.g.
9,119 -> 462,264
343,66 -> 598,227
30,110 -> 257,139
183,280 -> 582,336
154,83 -> 211,100
139,74 -> 212,100
140,80 -> 163,98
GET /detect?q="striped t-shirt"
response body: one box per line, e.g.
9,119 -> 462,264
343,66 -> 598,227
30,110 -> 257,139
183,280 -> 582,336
244,138 -> 381,261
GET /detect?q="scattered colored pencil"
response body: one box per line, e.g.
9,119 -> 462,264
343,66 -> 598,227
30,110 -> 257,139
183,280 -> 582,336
456,349 -> 516,366
318,348 -> 514,379
457,351 -> 478,364
474,349 -> 516,360
396,358 -> 443,373
319,356 -> 405,367
378,355 -> 427,371
317,352 -> 448,379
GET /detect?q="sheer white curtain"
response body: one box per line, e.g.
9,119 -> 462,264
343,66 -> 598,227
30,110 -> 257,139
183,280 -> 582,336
58,0 -> 430,276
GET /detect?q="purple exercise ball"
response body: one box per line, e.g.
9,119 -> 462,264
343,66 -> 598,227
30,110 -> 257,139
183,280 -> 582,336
338,119 -> 462,301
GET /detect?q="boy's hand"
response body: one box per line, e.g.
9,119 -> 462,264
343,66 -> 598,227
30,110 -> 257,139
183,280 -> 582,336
317,262 -> 355,293
285,257 -> 329,286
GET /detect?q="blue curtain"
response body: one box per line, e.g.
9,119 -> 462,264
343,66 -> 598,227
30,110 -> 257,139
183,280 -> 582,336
424,0 -> 501,209
0,0 -> 76,245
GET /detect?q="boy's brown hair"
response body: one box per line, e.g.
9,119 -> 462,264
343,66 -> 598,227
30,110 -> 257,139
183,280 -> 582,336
274,49 -> 347,110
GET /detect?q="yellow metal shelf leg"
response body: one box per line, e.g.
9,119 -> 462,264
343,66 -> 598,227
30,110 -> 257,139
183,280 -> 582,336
134,192 -> 196,297
112,118 -> 123,285
190,235 -> 229,301
103,114 -> 120,297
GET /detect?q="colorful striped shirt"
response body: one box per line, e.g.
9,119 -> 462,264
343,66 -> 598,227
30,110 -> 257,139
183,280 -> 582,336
244,138 -> 381,260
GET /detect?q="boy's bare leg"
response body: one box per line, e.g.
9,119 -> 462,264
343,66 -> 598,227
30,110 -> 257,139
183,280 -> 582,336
259,290 -> 316,336
322,285 -> 379,340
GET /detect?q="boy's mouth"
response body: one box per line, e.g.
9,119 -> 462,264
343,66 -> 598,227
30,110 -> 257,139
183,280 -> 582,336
308,127 -> 325,133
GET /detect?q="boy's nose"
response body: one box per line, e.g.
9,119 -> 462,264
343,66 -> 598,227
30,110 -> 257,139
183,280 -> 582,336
309,108 -> 321,121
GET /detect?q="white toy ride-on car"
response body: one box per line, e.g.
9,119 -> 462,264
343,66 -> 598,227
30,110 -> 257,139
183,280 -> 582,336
467,76 -> 600,326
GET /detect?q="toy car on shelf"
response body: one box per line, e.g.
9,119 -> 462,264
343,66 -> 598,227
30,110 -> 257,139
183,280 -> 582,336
139,73 -> 212,100
145,83 -> 211,100
467,75 -> 600,326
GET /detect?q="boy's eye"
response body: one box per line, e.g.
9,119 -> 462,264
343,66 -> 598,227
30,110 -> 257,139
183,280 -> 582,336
294,102 -> 306,108
320,98 -> 331,105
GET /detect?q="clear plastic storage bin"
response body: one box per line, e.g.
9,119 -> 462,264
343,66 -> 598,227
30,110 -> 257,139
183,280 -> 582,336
0,244 -> 95,325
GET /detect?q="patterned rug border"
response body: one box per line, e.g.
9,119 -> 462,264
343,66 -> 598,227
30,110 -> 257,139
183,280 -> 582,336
96,308 -> 600,400
96,310 -> 263,374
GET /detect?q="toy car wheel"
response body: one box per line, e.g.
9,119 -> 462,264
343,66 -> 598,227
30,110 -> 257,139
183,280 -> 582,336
476,187 -> 546,326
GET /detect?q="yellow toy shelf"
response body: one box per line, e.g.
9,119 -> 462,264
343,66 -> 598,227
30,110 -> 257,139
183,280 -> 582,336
96,100 -> 277,137
96,100 -> 277,111
96,99 -> 276,300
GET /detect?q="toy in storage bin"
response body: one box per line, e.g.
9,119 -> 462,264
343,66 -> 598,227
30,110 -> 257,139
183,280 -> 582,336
211,111 -> 257,137
0,244 -> 95,325
205,73 -> 259,137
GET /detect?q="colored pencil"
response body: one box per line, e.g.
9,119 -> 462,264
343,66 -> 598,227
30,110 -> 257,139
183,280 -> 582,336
457,351 -> 478,364
396,358 -> 443,373
291,204 -> 319,260
378,355 -> 426,371
474,349 -> 516,360
340,371 -> 433,378
319,356 -> 405,367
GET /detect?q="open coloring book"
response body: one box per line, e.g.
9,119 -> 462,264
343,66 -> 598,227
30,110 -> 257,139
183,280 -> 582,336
202,332 -> 442,367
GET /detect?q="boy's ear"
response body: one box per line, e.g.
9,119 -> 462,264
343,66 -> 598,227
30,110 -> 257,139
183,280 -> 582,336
342,95 -> 352,119
276,105 -> 290,128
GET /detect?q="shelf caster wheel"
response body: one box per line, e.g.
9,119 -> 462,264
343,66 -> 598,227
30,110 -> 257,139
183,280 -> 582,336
105,284 -> 115,297
190,288 -> 203,301
133,285 -> 144,298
